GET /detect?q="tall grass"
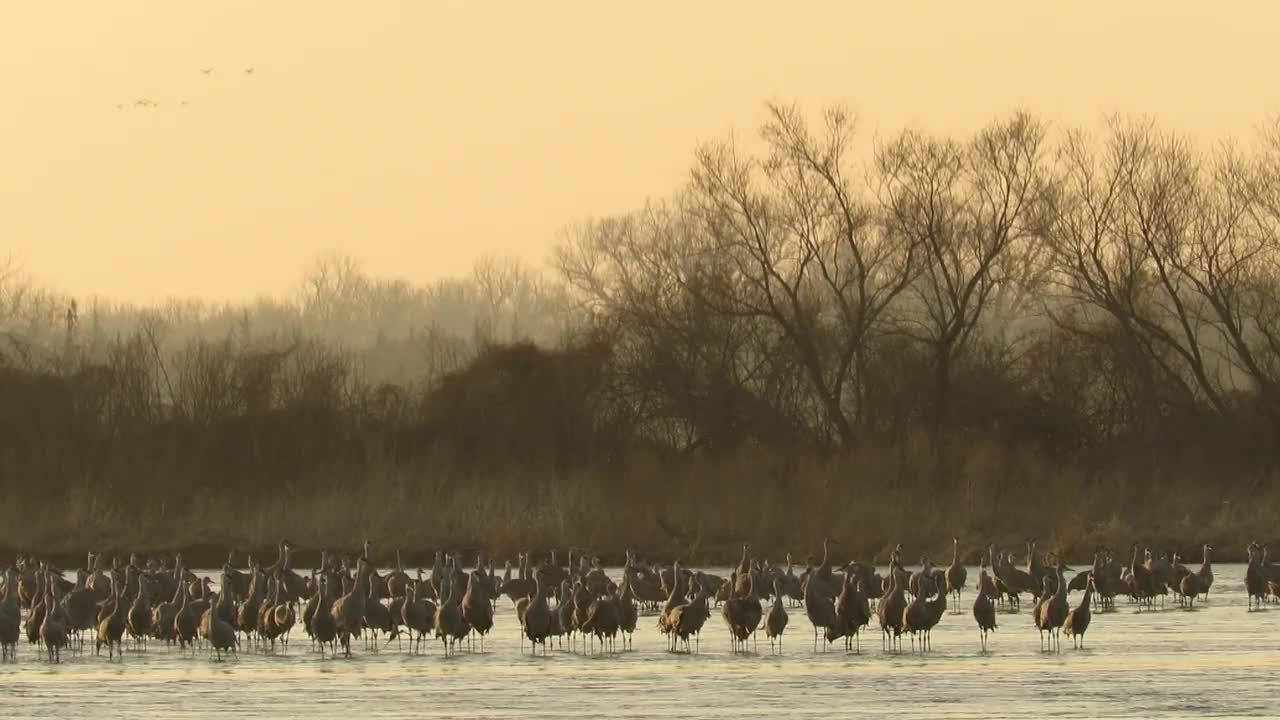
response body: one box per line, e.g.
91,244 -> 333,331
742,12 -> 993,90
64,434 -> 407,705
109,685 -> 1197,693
4,436 -> 1273,567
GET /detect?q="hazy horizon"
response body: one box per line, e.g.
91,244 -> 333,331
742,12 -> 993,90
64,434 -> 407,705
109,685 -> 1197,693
5,1 -> 1280,303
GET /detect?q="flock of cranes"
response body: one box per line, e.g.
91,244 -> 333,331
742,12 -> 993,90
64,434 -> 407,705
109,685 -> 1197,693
1,537 -> 1276,664
114,67 -> 255,111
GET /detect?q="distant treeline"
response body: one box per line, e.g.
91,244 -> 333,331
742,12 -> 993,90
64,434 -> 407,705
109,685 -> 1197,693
3,106 -> 1279,562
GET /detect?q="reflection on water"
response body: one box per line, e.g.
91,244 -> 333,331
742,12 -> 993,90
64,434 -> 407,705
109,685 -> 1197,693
3,565 -> 1278,719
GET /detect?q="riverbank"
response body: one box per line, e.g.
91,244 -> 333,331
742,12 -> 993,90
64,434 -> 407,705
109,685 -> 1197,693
2,441 -> 1273,569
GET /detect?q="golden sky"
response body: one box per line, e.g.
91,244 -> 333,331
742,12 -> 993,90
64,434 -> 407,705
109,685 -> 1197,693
3,1 -> 1278,303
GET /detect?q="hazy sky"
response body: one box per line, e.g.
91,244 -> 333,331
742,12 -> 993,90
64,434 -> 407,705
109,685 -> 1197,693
4,2 -> 1279,303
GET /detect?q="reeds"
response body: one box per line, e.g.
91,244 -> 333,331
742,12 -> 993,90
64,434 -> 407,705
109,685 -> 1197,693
3,436 -> 1273,567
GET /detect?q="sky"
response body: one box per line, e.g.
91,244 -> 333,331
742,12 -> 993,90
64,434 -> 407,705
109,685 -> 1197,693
3,2 -> 1279,303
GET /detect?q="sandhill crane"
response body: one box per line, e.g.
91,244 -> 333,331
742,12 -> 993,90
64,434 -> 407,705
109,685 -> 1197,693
175,583 -> 199,651
363,567 -> 394,650
919,578 -> 947,651
772,553 -> 801,607
876,556 -> 907,652
1168,554 -> 1193,607
187,575 -> 212,612
302,572 -> 322,647
539,550 -> 566,597
310,576 -> 339,657
624,563 -> 664,610
1038,561 -> 1070,652
434,568 -> 470,656
902,574 -> 933,652
87,554 -> 112,602
995,549 -> 1034,608
1245,543 -> 1267,610
731,543 -> 752,597
201,588 -> 238,661
16,559 -> 39,609
617,580 -> 639,651
521,571 -> 553,655
973,552 -> 997,651
401,573 -> 438,654
658,561 -> 684,638
152,569 -> 186,647
1068,546 -> 1106,593
976,549 -> 999,600
268,542 -> 307,603
424,551 -> 446,602
1261,545 -> 1280,588
236,560 -> 268,647
126,575 -> 153,648
1171,552 -> 1191,590
582,590 -> 621,654
269,576 -> 296,651
0,568 -> 20,660
462,569 -> 495,651
500,554 -> 535,606
39,576 -> 68,662
332,558 -> 372,656
63,569 -> 98,648
829,566 -> 870,652
1147,550 -> 1175,600
908,556 -> 938,599
1127,543 -> 1156,608
667,578 -> 710,653
803,557 -> 838,651
1026,539 -> 1051,598
810,538 -> 841,601
97,580 -> 128,659
26,568 -> 47,645
1032,577 -> 1054,649
384,549 -> 410,599
223,553 -> 250,600
550,578 -> 572,649
946,537 -> 967,604
567,579 -> 595,652
1063,578 -> 1094,649
1197,544 -> 1214,598
257,577 -> 284,651
764,578 -> 788,652
1092,547 -> 1123,610
722,571 -> 762,653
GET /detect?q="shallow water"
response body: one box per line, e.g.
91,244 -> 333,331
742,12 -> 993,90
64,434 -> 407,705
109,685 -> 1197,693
3,564 -> 1278,719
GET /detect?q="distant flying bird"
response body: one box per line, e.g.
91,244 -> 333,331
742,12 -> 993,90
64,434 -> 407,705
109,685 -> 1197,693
134,99 -> 151,107
115,104 -> 124,110
244,67 -> 254,75
201,68 -> 213,75
181,100 -> 189,107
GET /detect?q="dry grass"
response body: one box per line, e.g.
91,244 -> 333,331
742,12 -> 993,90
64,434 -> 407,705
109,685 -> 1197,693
3,435 -> 1274,568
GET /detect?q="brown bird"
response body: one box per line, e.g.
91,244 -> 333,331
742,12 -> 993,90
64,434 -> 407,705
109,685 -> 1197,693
764,579 -> 788,652
1062,578 -> 1094,649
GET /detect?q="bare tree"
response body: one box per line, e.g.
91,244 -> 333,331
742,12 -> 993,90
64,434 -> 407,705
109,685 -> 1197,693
299,252 -> 369,330
1046,119 -> 1233,423
171,338 -> 239,424
683,103 -> 920,445
557,203 -> 796,450
878,112 -> 1050,433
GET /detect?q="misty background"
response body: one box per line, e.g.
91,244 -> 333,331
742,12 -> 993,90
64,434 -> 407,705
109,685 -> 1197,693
3,2 -> 1280,560
5,3 -> 1280,302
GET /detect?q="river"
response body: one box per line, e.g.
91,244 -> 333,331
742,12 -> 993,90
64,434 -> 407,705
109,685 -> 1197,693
2,564 -> 1277,719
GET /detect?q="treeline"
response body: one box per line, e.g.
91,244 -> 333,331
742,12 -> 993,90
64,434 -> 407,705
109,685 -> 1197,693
3,105 -> 1279,562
